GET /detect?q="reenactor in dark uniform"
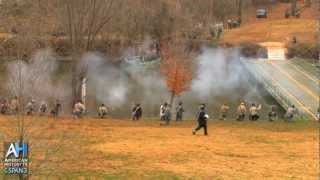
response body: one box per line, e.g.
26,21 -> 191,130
175,102 -> 184,121
192,105 -> 209,136
132,103 -> 142,121
39,101 -> 48,116
164,104 -> 171,124
51,99 -> 61,119
268,105 -> 277,122
0,99 -> 9,115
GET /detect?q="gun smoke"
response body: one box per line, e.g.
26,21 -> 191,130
2,46 -> 276,117
5,49 -> 71,110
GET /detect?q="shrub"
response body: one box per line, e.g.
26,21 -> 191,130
286,43 -> 319,60
240,42 -> 267,58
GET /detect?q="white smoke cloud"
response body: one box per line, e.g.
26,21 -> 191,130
5,49 -> 69,103
106,82 -> 128,105
191,48 -> 245,100
2,45 -> 277,117
81,52 -> 129,109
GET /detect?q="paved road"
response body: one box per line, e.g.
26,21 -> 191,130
242,59 -> 319,120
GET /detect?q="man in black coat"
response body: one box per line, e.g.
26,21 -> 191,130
192,105 -> 208,136
132,103 -> 142,121
51,99 -> 61,119
176,101 -> 184,122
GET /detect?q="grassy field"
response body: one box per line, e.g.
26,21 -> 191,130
0,116 -> 318,179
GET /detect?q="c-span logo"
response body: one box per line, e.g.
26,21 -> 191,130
3,142 -> 28,174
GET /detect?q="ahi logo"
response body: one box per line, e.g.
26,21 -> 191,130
5,142 -> 28,159
3,142 -> 29,174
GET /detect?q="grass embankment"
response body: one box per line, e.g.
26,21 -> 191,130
0,116 -> 318,179
290,58 -> 319,78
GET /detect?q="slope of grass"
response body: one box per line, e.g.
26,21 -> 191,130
290,58 -> 319,78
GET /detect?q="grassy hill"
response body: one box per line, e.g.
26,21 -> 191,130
223,19 -> 317,45
223,1 -> 318,45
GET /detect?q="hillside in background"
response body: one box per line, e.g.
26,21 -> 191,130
223,1 -> 318,45
0,1 -> 318,56
223,19 -> 317,45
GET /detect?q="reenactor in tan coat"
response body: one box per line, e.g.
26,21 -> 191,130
73,100 -> 85,119
10,96 -> 19,114
249,103 -> 262,121
98,104 -> 109,119
26,100 -> 36,115
236,102 -> 246,121
219,104 -> 230,120
285,105 -> 298,122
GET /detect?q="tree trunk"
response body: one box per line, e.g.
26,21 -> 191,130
305,0 -> 311,7
238,0 -> 242,23
71,52 -> 81,108
291,0 -> 297,16
169,91 -> 175,107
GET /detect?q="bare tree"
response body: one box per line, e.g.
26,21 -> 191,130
58,0 -> 121,106
291,0 -> 297,16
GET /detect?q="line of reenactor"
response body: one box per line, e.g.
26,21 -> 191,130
0,96 -> 303,123
58,100 -> 301,123
227,102 -> 298,122
0,96 -> 62,118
